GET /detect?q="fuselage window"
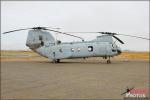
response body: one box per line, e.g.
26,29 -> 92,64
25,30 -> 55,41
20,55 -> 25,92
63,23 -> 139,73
57,40 -> 61,44
59,48 -> 63,52
71,48 -> 74,52
39,35 -> 44,46
41,41 -> 44,46
112,49 -> 116,52
77,48 -> 81,52
39,35 -> 43,40
88,46 -> 93,52
33,38 -> 35,41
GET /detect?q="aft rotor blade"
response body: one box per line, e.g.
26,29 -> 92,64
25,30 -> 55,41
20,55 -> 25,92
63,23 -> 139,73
117,34 -> 150,40
2,28 -> 32,34
113,35 -> 124,44
45,29 -> 85,41
66,32 -> 150,40
65,32 -> 116,34
65,32 -> 99,33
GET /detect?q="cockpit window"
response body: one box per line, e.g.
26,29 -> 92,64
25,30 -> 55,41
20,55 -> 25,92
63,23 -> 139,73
112,44 -> 114,48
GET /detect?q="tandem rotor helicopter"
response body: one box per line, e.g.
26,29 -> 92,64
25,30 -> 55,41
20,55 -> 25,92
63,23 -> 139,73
2,27 -> 149,63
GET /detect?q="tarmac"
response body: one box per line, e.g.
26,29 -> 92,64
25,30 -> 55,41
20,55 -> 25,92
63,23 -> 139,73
1,60 -> 149,99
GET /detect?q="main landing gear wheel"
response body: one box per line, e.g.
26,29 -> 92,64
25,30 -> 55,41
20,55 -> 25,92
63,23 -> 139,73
53,59 -> 60,63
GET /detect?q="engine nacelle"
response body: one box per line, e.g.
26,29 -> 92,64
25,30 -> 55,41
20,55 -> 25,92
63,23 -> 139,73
26,30 -> 55,49
96,35 -> 113,42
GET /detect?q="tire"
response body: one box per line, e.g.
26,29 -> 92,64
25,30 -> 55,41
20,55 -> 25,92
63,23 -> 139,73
107,60 -> 111,64
53,59 -> 60,63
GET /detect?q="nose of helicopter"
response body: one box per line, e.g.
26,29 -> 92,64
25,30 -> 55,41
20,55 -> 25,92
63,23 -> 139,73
117,47 -> 122,55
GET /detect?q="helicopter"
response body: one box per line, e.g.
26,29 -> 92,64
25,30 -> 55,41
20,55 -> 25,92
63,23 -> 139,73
2,27 -> 149,63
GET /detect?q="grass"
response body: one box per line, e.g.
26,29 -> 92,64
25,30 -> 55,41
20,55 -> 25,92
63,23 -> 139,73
1,50 -> 149,62
117,52 -> 150,60
1,50 -> 48,62
1,50 -> 38,56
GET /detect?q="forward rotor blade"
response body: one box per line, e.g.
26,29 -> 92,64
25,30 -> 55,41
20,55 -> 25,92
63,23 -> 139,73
2,27 -> 57,34
117,34 -> 150,40
2,28 -> 32,34
45,27 -> 60,30
45,29 -> 85,41
113,35 -> 124,44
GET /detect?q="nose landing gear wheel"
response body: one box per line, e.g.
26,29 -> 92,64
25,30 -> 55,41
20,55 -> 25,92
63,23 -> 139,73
107,60 -> 111,64
106,57 -> 111,64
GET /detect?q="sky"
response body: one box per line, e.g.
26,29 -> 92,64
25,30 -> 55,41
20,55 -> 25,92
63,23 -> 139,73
1,1 -> 149,51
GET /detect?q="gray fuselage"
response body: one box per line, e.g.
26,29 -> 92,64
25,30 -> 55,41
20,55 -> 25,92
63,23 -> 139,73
26,30 -> 122,60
